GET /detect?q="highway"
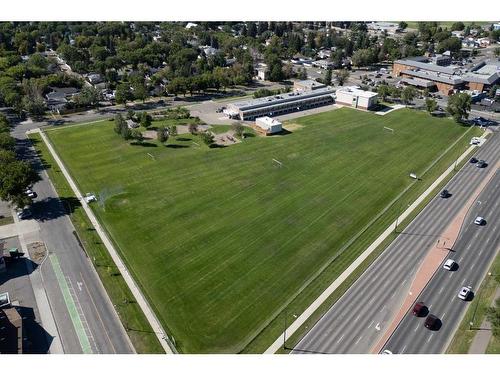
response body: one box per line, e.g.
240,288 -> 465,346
382,170 -> 499,353
293,129 -> 500,354
10,118 -> 134,354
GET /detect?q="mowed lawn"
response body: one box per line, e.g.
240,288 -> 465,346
47,108 -> 469,353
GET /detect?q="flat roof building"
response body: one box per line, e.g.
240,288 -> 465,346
254,117 -> 283,135
293,80 -> 326,92
226,86 -> 335,121
335,86 -> 378,110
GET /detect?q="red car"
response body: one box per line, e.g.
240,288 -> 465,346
413,302 -> 426,317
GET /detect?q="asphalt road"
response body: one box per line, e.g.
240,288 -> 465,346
293,129 -> 500,354
382,170 -> 500,354
11,119 -> 134,354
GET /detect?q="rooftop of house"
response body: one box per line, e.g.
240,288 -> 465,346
255,116 -> 282,129
336,86 -> 378,98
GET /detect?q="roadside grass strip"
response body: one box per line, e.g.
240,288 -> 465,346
49,253 -> 93,354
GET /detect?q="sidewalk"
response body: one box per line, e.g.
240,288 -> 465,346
35,128 -> 175,354
265,131 -> 486,354
468,287 -> 500,354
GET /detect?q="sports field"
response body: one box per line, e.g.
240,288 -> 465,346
46,108 -> 470,353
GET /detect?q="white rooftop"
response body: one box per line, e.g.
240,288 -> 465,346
256,116 -> 282,129
337,86 -> 378,98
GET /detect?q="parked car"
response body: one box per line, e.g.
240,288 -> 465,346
474,216 -> 485,225
412,302 -> 427,317
16,208 -> 32,220
381,350 -> 393,354
458,286 -> 472,301
440,189 -> 450,198
424,314 -> 440,330
443,259 -> 456,271
25,189 -> 37,199
470,157 -> 478,164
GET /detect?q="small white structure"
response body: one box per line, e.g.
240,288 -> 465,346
126,119 -> 139,129
84,193 -> 97,203
255,117 -> 282,135
335,86 -> 378,110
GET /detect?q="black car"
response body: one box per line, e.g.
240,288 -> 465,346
470,157 -> 478,164
476,160 -> 487,168
424,314 -> 440,330
440,189 -> 450,198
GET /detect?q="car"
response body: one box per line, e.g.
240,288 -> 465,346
25,189 -> 37,199
424,314 -> 440,330
443,259 -> 456,271
412,302 -> 426,317
474,216 -> 485,225
470,157 -> 478,164
381,349 -> 393,354
470,137 -> 481,145
476,160 -> 487,168
440,189 -> 450,198
16,208 -> 32,220
458,286 -> 472,301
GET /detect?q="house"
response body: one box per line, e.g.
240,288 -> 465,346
335,86 -> 378,110
254,117 -> 282,135
185,22 -> 198,29
200,45 -> 218,57
255,63 -> 268,81
86,73 -> 104,85
45,87 -> 80,110
317,49 -> 332,59
312,59 -> 334,70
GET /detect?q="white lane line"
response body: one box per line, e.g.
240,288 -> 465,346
441,312 -> 446,319
337,334 -> 345,344
355,336 -> 363,346
449,273 -> 453,279
368,320 -> 374,328
414,324 -> 419,332
428,304 -> 433,309
466,243 -> 473,251
478,249 -> 483,256
471,263 -> 476,270
402,278 -> 408,285
354,314 -> 361,323
427,334 -> 433,343
401,344 -> 407,354
458,256 -> 463,263
438,287 -> 444,295
390,290 -> 397,299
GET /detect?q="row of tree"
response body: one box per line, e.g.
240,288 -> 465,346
0,114 -> 39,208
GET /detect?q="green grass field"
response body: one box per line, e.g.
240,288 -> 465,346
46,108 -> 472,353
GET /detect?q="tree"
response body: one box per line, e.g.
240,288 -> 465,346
425,98 -> 438,113
0,150 -> 39,208
22,96 -> 46,119
447,92 -> 471,122
140,112 -> 152,128
188,124 -> 198,135
114,114 -> 126,134
451,22 -> 465,31
437,37 -> 462,55
398,21 -> 408,30
298,67 -> 307,80
74,86 -> 101,108
335,69 -> 350,86
389,86 -> 401,100
232,123 -> 244,138
168,125 -> 178,137
351,48 -> 376,67
0,132 -> 16,151
116,83 -> 132,105
131,129 -> 144,143
157,126 -> 169,143
486,298 -> 500,339
401,86 -> 417,104
323,68 -> 332,85
133,82 -> 148,102
200,131 -> 215,147
377,84 -> 390,101
494,47 -> 500,58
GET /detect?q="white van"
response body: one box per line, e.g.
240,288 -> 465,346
443,259 -> 456,271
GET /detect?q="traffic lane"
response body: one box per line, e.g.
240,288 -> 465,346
295,154 -> 494,353
383,173 -> 499,353
295,135 -> 499,353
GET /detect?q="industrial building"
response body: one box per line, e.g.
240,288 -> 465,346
393,57 -> 500,95
293,80 -> 326,92
335,86 -> 378,110
225,83 -> 335,121
254,117 -> 283,135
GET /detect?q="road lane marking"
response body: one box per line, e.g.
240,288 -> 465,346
401,344 -> 407,354
459,256 -> 463,262
375,323 -> 381,331
354,314 -> 361,323
442,312 -> 446,319
449,273 -> 453,278
439,287 -> 444,295
368,320 -> 374,328
49,254 -> 93,354
427,334 -> 433,343
478,249 -> 483,256
414,324 -> 419,332
337,334 -> 344,344
471,263 -> 475,270
355,336 -> 363,346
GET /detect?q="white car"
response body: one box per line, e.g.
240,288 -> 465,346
458,286 -> 472,300
443,259 -> 456,271
382,349 -> 393,354
474,216 -> 485,225
25,189 -> 37,198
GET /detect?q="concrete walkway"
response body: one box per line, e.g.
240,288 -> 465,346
468,287 -> 500,354
34,128 -> 175,354
265,131 -> 487,354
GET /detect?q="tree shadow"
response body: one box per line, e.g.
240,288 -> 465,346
166,144 -> 189,149
0,257 -> 39,285
16,306 -> 53,353
209,143 -> 227,148
176,137 -> 192,142
130,142 -> 158,147
30,196 -> 80,222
